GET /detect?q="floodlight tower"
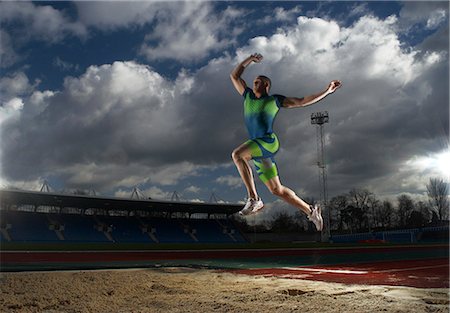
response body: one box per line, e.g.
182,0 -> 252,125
311,111 -> 330,241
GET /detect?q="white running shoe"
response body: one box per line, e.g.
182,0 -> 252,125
239,198 -> 264,216
250,199 -> 265,214
308,204 -> 323,231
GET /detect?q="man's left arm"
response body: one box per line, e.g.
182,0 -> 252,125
282,80 -> 342,108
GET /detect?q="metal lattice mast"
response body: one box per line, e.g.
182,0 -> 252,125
131,186 -> 145,200
40,180 -> 52,192
311,111 -> 330,241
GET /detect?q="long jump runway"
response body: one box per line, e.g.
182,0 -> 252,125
1,244 -> 448,289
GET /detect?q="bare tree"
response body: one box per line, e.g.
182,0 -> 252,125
348,188 -> 373,230
329,195 -> 348,231
346,205 -> 365,232
378,200 -> 393,229
407,210 -> 426,228
348,188 -> 372,209
427,177 -> 449,220
397,194 -> 415,228
416,201 -> 432,224
367,194 -> 380,230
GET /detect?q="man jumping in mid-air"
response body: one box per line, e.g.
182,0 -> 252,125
230,53 -> 341,231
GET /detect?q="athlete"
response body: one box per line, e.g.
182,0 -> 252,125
230,53 -> 341,231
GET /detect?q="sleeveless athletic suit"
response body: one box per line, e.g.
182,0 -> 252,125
242,87 -> 286,183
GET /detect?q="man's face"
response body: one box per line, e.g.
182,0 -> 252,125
253,77 -> 267,94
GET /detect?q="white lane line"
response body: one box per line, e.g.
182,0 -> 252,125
372,264 -> 448,273
281,264 -> 448,275
281,267 -> 368,274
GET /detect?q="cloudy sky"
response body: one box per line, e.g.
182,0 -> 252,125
0,1 -> 448,215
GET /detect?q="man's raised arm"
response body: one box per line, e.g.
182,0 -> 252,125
230,53 -> 263,95
282,80 -> 342,108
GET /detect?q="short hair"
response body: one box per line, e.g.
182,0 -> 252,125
257,75 -> 271,92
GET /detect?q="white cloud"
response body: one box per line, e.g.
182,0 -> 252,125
140,2 -> 242,62
0,61 -> 228,191
145,186 -> 172,200
0,2 -> 87,70
0,1 -> 245,65
2,98 -> 24,112
274,6 -> 302,22
184,185 -> 201,194
348,2 -> 370,18
0,30 -> 20,68
76,2 -> 158,29
0,98 -> 24,125
0,72 -> 37,103
0,2 -> 86,42
399,2 -> 448,30
114,186 -> 171,200
188,198 -> 205,203
146,162 -> 203,186
0,177 -> 43,192
76,1 -> 244,62
215,175 -> 243,189
426,9 -> 447,29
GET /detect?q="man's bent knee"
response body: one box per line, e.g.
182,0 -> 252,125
269,185 -> 284,197
232,149 -> 250,163
231,150 -> 240,163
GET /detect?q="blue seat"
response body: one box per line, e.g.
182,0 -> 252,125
2,211 -> 59,242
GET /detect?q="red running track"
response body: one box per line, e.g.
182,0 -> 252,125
227,258 -> 449,288
2,245 -> 448,288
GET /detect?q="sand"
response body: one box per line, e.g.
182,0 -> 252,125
0,267 -> 449,313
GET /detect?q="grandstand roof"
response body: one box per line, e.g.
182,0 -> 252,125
0,189 -> 242,215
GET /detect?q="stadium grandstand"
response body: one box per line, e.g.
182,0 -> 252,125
0,189 -> 247,244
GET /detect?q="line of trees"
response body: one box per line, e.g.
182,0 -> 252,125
236,177 -> 449,234
326,177 -> 448,233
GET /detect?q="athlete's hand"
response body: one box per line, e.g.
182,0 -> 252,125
249,53 -> 263,63
327,80 -> 342,94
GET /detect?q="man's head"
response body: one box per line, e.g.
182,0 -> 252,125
253,75 -> 271,95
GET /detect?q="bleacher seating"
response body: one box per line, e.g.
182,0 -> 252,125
2,211 -> 59,242
220,219 -> 246,242
51,214 -> 110,242
0,210 -> 246,244
100,215 -> 150,243
150,218 -> 195,243
188,219 -> 231,243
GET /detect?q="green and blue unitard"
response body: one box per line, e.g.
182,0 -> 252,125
242,87 -> 285,183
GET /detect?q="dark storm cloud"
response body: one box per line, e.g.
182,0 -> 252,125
0,60 -> 245,190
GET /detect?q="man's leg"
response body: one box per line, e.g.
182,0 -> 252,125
232,142 -> 265,215
264,176 -> 312,215
231,142 -> 258,200
264,176 -> 323,231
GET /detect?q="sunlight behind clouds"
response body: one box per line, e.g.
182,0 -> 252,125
406,150 -> 450,180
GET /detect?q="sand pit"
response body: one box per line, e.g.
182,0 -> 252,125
1,267 -> 449,313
